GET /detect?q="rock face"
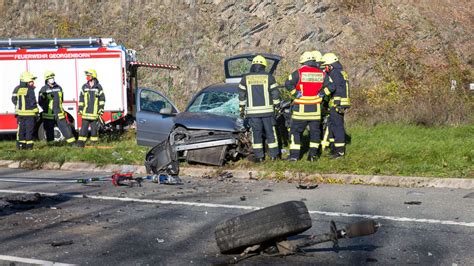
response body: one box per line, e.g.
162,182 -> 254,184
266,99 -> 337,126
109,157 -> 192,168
0,0 -> 472,123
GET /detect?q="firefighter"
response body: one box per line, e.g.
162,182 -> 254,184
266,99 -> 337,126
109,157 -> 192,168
239,55 -> 281,163
39,71 -> 76,145
77,69 -> 105,148
320,52 -> 350,158
285,51 -> 334,161
11,71 -> 39,150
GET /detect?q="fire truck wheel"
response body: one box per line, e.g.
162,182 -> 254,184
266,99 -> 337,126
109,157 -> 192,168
214,201 -> 312,254
37,123 -> 68,142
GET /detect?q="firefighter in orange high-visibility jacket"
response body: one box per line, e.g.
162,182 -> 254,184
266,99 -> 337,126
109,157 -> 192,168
285,51 -> 334,161
77,69 -> 105,148
320,53 -> 350,158
11,71 -> 39,150
239,55 -> 281,163
39,71 -> 76,145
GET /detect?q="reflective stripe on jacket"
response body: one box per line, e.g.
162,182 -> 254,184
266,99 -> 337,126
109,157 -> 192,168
79,79 -> 105,120
239,72 -> 280,117
12,83 -> 38,116
327,62 -> 350,108
39,84 -> 66,119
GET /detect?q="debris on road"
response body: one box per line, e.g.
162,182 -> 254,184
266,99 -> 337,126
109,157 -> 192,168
249,172 -> 258,180
4,193 -> 43,204
217,171 -> 233,181
215,201 -> 380,260
156,238 -> 165,243
50,240 -> 74,247
0,199 -> 11,208
240,196 -> 246,201
463,192 -> 474,199
296,174 -> 318,189
296,184 -> 318,189
404,201 -> 422,205
366,257 -> 378,263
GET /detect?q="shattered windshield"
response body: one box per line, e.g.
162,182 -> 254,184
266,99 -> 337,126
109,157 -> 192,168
187,91 -> 239,118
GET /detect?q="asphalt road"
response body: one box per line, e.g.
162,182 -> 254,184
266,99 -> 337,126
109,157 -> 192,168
0,168 -> 473,265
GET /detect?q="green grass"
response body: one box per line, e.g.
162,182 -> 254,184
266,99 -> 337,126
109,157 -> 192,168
0,125 -> 472,178
0,130 -> 148,166
231,124 -> 474,178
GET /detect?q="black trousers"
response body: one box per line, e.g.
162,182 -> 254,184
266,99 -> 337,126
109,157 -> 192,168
43,117 -> 75,143
248,116 -> 279,159
77,119 -> 99,146
17,116 -> 36,149
329,107 -> 346,154
289,119 -> 321,159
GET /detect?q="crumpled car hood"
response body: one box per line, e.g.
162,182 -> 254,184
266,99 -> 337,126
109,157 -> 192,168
174,112 -> 244,132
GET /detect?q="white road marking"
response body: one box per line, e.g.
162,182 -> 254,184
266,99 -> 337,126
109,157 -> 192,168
1,189 -> 473,228
0,178 -> 80,183
0,255 -> 75,265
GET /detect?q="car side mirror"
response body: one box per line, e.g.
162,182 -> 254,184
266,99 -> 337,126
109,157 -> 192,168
159,107 -> 173,115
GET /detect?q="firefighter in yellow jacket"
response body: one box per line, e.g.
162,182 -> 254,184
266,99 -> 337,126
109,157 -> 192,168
239,55 -> 281,162
285,51 -> 334,161
77,69 -> 105,147
38,71 -> 76,145
320,53 -> 350,158
11,71 -> 39,150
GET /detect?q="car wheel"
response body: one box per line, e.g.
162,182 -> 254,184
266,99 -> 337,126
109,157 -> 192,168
38,123 -> 65,141
214,201 -> 312,254
171,126 -> 189,144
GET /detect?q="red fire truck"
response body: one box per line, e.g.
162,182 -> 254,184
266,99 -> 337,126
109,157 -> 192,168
0,37 -> 178,139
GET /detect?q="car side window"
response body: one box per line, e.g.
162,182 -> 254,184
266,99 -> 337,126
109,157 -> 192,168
228,58 -> 275,77
140,90 -> 174,113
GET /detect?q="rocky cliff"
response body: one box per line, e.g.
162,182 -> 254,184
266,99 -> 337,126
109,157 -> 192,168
1,0 -> 472,124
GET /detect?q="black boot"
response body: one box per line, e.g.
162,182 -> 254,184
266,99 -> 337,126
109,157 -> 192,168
76,141 -> 85,148
332,147 -> 345,159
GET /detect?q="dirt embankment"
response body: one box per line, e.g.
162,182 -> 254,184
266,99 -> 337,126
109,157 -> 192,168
1,0 -> 472,124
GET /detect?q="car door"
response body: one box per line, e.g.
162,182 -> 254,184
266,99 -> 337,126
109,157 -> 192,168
136,88 -> 179,146
224,53 -> 282,83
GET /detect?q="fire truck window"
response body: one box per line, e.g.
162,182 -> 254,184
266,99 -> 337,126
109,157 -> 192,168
140,90 -> 171,113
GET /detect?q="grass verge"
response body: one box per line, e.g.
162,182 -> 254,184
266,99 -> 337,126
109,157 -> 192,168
0,124 -> 472,178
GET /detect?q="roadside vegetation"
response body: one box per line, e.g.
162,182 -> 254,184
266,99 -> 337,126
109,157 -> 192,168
0,125 -> 472,178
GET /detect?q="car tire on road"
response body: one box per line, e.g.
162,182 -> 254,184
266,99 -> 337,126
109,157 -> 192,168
215,201 -> 312,254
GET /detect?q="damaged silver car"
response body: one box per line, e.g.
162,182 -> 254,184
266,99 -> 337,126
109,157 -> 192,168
139,54 -> 282,172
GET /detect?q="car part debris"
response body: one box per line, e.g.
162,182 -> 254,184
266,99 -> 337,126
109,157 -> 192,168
150,174 -> 183,185
111,172 -> 142,187
219,171 -> 233,179
50,240 -> 74,247
4,193 -> 43,204
404,201 -> 422,205
463,192 -> 474,199
296,174 -> 318,189
215,201 -> 380,259
296,184 -> 318,189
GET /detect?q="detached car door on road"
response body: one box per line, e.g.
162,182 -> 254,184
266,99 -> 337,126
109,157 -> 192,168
136,88 -> 179,146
